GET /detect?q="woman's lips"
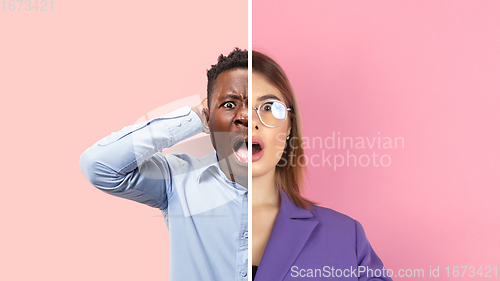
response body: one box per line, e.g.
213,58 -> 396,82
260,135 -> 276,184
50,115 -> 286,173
252,136 -> 265,162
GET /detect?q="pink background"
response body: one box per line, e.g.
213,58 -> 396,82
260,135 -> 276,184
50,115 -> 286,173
254,0 -> 500,279
0,1 -> 247,280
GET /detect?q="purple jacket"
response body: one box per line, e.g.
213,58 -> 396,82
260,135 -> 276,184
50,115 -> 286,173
254,190 -> 393,280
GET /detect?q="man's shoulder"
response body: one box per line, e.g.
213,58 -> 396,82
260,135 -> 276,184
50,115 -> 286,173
154,150 -> 216,171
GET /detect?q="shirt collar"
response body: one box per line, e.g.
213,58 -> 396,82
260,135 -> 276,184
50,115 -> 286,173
195,149 -> 220,182
196,149 -> 247,192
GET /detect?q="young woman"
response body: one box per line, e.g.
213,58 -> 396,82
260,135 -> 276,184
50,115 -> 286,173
251,51 -> 392,281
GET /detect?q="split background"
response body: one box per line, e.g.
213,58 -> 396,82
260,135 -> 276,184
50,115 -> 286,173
254,0 -> 500,278
0,0 -> 247,280
1,0 -> 499,280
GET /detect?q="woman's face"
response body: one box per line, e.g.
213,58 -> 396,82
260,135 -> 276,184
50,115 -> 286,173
252,71 -> 291,178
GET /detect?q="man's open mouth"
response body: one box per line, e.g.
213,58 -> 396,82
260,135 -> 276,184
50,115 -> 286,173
232,137 -> 248,165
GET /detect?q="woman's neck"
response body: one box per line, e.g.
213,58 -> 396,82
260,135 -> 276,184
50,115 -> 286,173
252,168 -> 280,207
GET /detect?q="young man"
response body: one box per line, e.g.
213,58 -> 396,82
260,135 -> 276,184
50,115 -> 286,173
79,48 -> 249,280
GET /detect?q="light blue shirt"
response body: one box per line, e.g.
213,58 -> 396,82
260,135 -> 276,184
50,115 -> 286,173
79,106 -> 249,281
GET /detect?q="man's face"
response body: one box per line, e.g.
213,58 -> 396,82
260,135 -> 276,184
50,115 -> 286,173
206,68 -> 248,187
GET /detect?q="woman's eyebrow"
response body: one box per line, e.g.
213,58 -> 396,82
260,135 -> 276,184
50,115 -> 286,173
257,94 -> 282,102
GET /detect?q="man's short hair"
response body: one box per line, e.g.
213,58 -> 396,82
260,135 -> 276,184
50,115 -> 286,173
207,48 -> 248,109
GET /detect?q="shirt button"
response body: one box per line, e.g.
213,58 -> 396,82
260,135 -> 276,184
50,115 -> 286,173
176,122 -> 181,127
187,117 -> 192,122
243,231 -> 248,238
241,271 -> 247,277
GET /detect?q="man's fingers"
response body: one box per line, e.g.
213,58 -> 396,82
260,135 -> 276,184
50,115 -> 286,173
201,97 -> 208,110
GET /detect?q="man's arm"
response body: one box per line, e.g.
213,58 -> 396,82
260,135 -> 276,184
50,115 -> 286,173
79,104 -> 207,209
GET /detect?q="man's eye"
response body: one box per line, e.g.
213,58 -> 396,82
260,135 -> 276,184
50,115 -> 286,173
223,102 -> 236,109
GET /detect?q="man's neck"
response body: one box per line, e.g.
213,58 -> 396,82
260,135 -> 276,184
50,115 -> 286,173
217,154 -> 248,189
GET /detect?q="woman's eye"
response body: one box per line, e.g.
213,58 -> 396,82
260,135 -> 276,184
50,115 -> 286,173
262,103 -> 272,111
223,102 -> 236,109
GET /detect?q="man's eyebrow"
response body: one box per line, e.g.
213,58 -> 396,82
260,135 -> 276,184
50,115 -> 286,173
257,94 -> 282,102
219,93 -> 243,100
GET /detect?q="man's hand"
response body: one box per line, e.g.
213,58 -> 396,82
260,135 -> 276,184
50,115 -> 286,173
191,98 -> 210,134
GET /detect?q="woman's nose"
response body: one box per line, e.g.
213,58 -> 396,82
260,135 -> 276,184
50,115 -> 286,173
252,109 -> 260,130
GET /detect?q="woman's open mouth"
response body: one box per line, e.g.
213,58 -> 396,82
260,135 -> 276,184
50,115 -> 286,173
252,136 -> 265,162
232,138 -> 248,165
252,143 -> 262,154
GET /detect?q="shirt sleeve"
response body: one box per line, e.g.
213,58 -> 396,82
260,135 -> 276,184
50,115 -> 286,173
355,220 -> 393,281
78,106 -> 204,209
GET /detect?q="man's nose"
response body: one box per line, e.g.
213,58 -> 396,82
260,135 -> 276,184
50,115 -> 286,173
234,106 -> 248,127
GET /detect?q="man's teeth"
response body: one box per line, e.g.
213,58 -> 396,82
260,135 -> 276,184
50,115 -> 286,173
235,144 -> 248,162
235,141 -> 248,155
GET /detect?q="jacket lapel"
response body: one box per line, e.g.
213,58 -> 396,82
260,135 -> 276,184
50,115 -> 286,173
255,189 -> 318,281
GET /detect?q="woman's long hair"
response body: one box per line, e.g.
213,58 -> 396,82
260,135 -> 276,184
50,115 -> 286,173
253,51 -> 315,209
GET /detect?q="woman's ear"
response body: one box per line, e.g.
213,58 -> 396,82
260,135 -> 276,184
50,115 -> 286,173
287,126 -> 291,137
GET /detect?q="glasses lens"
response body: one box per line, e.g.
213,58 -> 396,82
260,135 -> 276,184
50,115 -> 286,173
260,101 -> 287,127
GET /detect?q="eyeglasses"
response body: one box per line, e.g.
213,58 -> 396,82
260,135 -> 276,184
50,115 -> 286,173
252,100 -> 292,128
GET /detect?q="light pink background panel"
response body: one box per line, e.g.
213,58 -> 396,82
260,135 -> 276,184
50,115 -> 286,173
0,1 -> 247,280
253,0 -> 500,279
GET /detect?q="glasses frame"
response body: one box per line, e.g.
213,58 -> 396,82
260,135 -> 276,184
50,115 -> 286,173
252,100 -> 292,128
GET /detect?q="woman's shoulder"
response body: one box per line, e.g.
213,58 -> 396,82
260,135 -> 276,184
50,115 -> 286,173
308,203 -> 359,232
309,203 -> 355,221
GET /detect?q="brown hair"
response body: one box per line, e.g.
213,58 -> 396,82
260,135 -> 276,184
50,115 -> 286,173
253,51 -> 315,209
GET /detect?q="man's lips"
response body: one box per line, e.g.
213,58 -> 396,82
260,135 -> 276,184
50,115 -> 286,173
231,134 -> 248,165
231,134 -> 248,151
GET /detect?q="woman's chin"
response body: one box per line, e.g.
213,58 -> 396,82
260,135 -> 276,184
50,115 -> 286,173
251,160 -> 277,178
